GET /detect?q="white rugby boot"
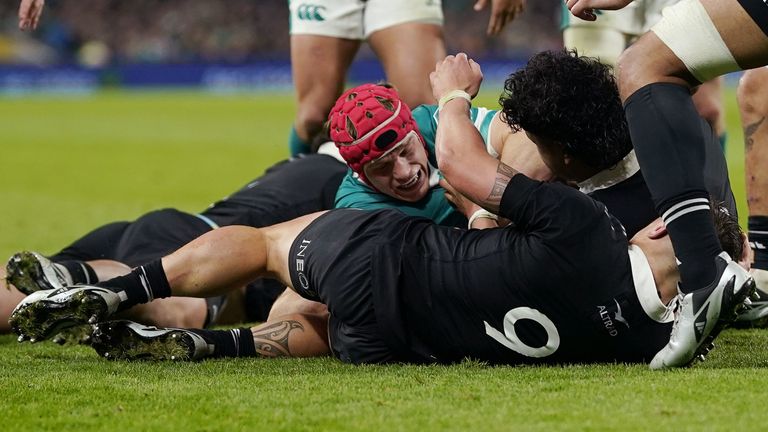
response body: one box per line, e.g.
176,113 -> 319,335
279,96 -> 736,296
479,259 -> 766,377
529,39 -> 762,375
650,252 -> 755,370
91,320 -> 215,361
6,251 -> 74,295
10,285 -> 122,342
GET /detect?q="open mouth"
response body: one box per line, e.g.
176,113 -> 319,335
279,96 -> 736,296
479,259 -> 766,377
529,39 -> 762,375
398,171 -> 421,191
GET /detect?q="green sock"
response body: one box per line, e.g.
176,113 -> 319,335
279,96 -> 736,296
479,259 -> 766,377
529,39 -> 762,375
289,126 -> 310,156
719,132 -> 727,153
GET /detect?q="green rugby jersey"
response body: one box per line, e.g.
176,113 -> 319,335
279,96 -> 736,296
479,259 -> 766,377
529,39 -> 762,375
334,104 -> 498,227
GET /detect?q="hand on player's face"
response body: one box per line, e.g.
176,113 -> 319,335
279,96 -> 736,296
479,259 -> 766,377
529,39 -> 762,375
430,53 -> 483,102
364,135 -> 430,203
18,0 -> 45,30
564,0 -> 634,21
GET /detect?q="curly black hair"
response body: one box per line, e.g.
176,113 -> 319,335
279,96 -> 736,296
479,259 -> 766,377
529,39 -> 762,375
499,49 -> 632,171
711,201 -> 744,262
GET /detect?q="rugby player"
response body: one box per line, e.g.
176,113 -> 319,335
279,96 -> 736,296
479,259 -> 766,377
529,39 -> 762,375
284,0 -> 525,155
16,0 -> 525,156
561,0 -> 727,150
735,67 -> 768,326
330,83 -> 552,228
565,0 -> 765,368
9,98 -> 748,366
1,146 -> 347,333
492,49 -> 735,237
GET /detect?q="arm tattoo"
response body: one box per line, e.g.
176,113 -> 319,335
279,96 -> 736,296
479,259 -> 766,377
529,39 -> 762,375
252,320 -> 304,358
745,117 -> 765,152
483,162 -> 519,213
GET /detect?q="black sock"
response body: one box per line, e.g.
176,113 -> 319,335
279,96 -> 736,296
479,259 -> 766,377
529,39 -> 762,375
190,328 -> 256,358
97,259 -> 171,312
625,83 -> 723,292
749,215 -> 768,271
58,260 -> 99,284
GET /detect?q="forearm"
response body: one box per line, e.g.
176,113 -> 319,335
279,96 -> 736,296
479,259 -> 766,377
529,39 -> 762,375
436,99 -> 505,210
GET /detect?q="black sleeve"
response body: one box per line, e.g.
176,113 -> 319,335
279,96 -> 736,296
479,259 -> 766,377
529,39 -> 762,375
499,175 -> 610,239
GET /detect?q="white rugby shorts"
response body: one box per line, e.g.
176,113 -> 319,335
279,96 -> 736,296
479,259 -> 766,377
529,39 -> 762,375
289,0 -> 444,39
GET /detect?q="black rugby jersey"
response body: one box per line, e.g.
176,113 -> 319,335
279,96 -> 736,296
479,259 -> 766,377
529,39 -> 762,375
370,175 -> 672,365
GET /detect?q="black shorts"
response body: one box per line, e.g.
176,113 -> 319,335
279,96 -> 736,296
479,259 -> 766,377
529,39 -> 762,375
51,208 -> 213,267
287,209 -> 399,364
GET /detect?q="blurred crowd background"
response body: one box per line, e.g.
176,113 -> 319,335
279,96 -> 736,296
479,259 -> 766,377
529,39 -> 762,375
0,0 -> 562,66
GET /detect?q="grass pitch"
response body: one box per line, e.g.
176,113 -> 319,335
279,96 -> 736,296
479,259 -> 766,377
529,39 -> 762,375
0,89 -> 766,431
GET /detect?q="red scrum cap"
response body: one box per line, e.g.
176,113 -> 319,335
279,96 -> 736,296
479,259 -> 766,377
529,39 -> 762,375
328,84 -> 426,186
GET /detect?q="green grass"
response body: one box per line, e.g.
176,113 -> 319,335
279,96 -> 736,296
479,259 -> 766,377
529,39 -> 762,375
0,89 -> 766,431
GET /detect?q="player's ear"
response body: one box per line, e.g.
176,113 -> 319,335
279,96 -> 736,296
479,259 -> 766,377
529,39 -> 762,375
561,149 -> 573,167
647,220 -> 668,239
739,232 -> 753,270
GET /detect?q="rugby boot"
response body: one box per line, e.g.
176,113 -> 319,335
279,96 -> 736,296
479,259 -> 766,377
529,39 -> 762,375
733,269 -> 768,328
650,252 -> 755,370
10,285 -> 122,342
91,320 -> 215,361
6,251 -> 73,295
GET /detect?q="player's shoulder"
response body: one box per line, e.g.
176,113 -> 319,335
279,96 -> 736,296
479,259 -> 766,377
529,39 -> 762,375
335,171 -> 390,209
412,104 -> 439,131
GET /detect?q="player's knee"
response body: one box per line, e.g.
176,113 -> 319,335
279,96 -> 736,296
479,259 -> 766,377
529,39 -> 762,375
616,36 -> 676,100
693,96 -> 722,127
616,45 -> 648,100
268,289 -> 328,321
737,68 -> 768,119
295,104 -> 331,141
396,82 -> 434,108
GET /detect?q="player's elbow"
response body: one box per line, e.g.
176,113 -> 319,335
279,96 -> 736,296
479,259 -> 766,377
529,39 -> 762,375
436,146 -> 459,183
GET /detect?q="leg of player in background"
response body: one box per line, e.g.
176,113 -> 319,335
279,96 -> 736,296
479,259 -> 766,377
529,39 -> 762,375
616,0 -> 767,368
290,35 -> 360,156
11,212 -> 330,356
3,256 -> 213,333
562,19 -> 629,68
735,67 -> 768,326
693,77 -> 727,151
563,3 -> 729,154
0,269 -> 26,334
368,22 -> 446,108
96,215 -> 332,360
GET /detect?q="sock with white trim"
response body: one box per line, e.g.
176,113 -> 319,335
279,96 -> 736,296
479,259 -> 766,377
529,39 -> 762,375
749,216 -> 768,271
58,260 -> 99,285
625,83 -> 722,293
188,328 -> 256,358
96,259 -> 171,312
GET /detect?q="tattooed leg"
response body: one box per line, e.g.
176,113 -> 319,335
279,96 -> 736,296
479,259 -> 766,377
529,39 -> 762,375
739,68 -> 768,218
250,313 -> 330,358
738,68 -> 768,278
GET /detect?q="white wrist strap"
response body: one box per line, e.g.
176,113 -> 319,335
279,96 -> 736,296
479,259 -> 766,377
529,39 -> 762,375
468,209 -> 498,229
438,89 -> 472,111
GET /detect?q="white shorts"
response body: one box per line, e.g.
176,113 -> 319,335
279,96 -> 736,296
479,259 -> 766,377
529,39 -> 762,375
562,0 -> 677,66
563,0 -> 677,35
651,0 -> 740,82
289,0 -> 444,40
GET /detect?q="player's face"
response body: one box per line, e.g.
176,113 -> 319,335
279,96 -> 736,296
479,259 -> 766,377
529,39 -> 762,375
525,131 -> 569,179
363,133 -> 430,202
